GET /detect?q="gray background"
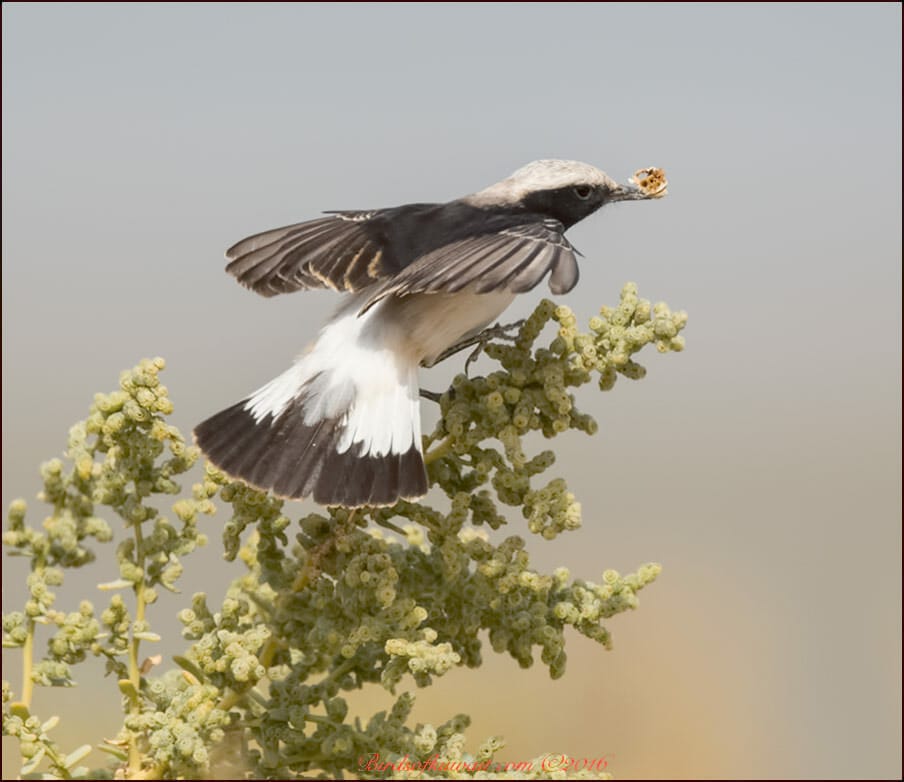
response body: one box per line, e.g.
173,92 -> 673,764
3,3 -> 901,778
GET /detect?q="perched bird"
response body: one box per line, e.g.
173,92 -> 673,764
195,160 -> 667,507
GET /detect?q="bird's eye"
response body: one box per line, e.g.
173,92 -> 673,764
573,185 -> 593,200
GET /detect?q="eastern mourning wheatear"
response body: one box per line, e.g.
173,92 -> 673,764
194,160 -> 667,506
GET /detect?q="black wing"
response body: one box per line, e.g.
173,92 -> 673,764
225,210 -> 402,296
360,218 -> 580,311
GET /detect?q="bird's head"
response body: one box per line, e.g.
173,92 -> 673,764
469,159 -> 668,229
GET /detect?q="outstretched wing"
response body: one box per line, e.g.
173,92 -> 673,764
361,218 -> 580,311
225,210 -> 400,296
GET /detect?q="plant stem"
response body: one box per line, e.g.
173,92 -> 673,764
126,519 -> 148,778
42,740 -> 74,780
21,551 -> 46,709
217,688 -> 244,713
21,619 -> 35,708
424,437 -> 452,465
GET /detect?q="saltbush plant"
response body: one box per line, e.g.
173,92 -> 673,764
2,283 -> 686,779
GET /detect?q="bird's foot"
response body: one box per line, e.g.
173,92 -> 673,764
419,388 -> 444,403
427,319 -> 526,375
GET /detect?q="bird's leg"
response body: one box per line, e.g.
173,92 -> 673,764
419,319 -> 525,402
426,319 -> 526,373
419,388 -> 444,403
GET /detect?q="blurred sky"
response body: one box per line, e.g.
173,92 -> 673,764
2,3 -> 901,779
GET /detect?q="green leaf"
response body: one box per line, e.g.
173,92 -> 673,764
19,746 -> 46,775
96,743 -> 128,761
40,715 -> 60,733
172,654 -> 205,682
96,579 -> 133,591
117,679 -> 138,699
63,744 -> 92,769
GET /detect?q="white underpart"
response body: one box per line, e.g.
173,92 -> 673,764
244,290 -> 515,457
466,159 -> 619,207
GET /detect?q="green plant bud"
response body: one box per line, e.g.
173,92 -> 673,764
653,318 -> 678,339
376,585 -> 397,607
552,418 -> 569,433
549,336 -> 567,355
502,386 -> 521,405
620,361 -> 647,380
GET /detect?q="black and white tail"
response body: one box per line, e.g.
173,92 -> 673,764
194,304 -> 428,507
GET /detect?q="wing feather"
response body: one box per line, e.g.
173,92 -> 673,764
361,219 -> 579,311
476,241 -> 547,293
225,211 -> 394,296
224,207 -> 581,303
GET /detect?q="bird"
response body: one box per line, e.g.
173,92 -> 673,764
194,160 -> 667,507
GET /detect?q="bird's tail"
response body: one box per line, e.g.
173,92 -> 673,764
193,306 -> 428,507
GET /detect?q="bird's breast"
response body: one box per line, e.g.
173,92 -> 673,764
374,291 -> 516,366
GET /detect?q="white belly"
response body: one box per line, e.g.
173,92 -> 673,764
376,291 -> 517,365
